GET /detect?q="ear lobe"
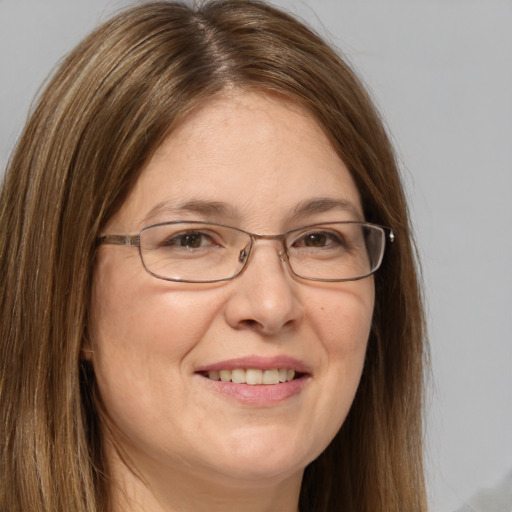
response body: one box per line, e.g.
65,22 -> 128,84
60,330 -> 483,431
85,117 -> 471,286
81,349 -> 93,361
81,337 -> 94,361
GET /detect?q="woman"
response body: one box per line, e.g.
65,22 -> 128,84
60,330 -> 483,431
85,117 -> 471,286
0,1 -> 427,511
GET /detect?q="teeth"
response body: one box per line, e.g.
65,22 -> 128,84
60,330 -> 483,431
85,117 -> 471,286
231,368 -> 246,384
219,370 -> 231,382
263,369 -> 279,385
207,368 -> 298,385
246,368 -> 263,385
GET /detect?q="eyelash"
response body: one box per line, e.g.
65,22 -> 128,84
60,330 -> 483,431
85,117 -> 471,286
290,230 -> 346,249
163,231 -> 220,249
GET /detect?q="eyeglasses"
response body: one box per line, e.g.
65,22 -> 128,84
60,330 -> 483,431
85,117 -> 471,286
98,221 -> 394,283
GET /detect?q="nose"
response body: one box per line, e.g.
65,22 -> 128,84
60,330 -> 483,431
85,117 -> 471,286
224,241 -> 303,335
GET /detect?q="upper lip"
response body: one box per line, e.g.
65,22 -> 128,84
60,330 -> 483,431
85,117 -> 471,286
195,355 -> 311,374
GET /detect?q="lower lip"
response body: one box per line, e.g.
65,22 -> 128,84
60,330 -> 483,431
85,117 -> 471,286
198,375 -> 309,406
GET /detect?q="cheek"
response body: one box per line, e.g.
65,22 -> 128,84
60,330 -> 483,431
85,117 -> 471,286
90,285 -> 221,375
306,284 -> 374,411
308,282 -> 374,355
88,253 -> 223,409
88,267 -> 234,461
91,247 -> 219,343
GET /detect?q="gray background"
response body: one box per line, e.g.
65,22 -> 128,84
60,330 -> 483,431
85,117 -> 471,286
1,1 -> 511,510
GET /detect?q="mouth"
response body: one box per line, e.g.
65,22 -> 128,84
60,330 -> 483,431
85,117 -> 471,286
196,357 -> 310,405
199,368 -> 303,385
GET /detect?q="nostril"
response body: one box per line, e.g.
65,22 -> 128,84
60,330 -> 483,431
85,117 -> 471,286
242,319 -> 258,328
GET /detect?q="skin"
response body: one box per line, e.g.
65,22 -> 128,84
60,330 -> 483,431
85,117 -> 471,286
89,90 -> 375,512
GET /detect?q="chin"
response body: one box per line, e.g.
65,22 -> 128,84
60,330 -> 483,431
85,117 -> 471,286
205,426 -> 322,482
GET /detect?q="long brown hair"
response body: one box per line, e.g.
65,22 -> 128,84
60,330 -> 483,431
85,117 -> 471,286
0,1 -> 428,510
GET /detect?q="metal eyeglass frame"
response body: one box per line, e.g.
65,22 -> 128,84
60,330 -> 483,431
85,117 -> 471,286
98,220 -> 395,283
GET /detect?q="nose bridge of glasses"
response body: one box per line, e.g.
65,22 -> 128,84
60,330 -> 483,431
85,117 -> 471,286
239,233 -> 288,267
252,233 -> 288,260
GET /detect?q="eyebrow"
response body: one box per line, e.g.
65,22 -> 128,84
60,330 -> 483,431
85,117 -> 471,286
141,199 -> 238,226
292,197 -> 364,221
141,196 -> 363,227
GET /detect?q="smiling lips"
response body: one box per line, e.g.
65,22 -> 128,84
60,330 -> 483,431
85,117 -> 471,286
205,368 -> 297,385
196,356 -> 310,404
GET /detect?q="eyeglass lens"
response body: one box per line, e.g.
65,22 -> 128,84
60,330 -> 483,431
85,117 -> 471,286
138,222 -> 386,283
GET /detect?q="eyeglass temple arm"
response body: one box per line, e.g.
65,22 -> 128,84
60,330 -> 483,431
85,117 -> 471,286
98,234 -> 140,246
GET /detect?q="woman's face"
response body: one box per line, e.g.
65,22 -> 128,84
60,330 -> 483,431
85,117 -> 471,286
90,91 -> 374,493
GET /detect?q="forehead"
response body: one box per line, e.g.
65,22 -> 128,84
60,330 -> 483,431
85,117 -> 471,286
108,90 -> 363,232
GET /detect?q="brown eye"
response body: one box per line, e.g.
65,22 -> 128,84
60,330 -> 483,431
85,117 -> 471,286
293,231 -> 344,249
163,231 -> 213,249
303,233 -> 329,247
179,233 -> 204,248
